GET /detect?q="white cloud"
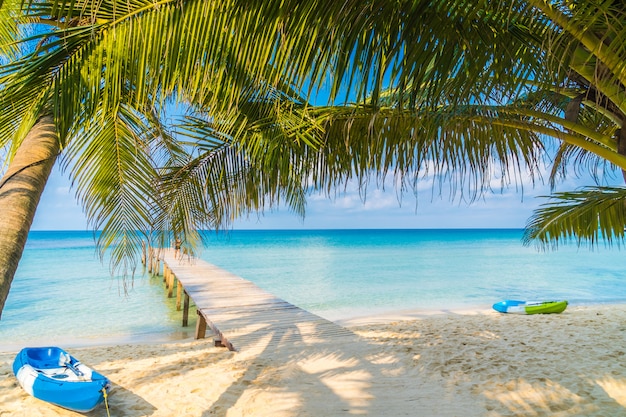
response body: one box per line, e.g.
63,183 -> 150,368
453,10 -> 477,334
31,166 -> 88,231
31,153 -> 626,231
54,186 -> 72,195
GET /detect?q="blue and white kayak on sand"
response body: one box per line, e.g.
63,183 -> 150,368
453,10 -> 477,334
12,346 -> 110,413
492,300 -> 568,314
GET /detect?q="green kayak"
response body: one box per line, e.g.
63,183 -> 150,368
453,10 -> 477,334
492,300 -> 568,314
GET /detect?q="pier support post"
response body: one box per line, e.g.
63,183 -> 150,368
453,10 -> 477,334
195,310 -> 207,339
167,272 -> 174,298
147,248 -> 153,273
163,264 -> 168,286
176,281 -> 183,310
182,291 -> 190,327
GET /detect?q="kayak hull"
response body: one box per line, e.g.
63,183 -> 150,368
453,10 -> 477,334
493,300 -> 568,314
12,347 -> 110,412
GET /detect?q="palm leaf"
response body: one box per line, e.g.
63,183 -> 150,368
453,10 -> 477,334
0,0 -> 23,61
162,96 -> 547,240
61,102 -> 165,272
524,186 -> 626,248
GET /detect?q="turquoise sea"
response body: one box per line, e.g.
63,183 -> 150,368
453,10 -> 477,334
1,229 -> 626,350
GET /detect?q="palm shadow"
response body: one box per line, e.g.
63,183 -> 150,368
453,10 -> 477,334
197,308 -> 626,416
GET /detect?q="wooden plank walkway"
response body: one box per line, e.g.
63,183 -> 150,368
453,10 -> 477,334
149,248 -> 354,352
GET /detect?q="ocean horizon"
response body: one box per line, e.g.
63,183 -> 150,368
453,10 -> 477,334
1,228 -> 626,350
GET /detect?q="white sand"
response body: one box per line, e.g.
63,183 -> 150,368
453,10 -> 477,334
1,305 -> 626,416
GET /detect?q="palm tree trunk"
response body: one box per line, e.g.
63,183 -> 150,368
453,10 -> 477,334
0,116 -> 59,318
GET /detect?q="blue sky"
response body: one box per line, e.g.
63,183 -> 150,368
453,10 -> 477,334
31,160 -> 615,230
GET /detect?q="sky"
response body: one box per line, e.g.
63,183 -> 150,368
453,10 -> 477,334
30,160 -> 617,231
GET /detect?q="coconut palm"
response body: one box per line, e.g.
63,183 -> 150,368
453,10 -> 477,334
414,0 -> 626,249
3,0 -> 622,318
512,1 -> 626,246
0,116 -> 58,318
0,0 -> 343,316
375,0 -> 626,250
0,0 -> 550,317
381,0 -> 626,246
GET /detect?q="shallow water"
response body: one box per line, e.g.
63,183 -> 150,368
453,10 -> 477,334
198,229 -> 626,319
1,229 -> 625,348
0,231 -> 185,349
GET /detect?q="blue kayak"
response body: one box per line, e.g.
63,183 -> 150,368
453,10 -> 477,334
493,300 -> 568,314
13,346 -> 110,412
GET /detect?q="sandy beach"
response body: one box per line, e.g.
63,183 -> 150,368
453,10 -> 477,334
1,304 -> 626,416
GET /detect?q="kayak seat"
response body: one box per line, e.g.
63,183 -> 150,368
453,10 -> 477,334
25,347 -> 66,369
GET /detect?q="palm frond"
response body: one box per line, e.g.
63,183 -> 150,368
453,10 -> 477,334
310,104 -> 545,199
163,111 -> 311,227
524,186 -> 626,248
163,98 -> 547,238
528,0 -> 626,98
0,0 -> 23,61
61,103 -> 162,272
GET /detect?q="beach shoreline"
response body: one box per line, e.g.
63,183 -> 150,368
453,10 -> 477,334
0,302 -> 497,354
1,303 -> 625,416
1,301 -> 623,352
0,300 -> 601,354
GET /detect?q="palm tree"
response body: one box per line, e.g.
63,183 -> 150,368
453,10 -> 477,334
0,0 -> 325,315
512,1 -> 626,246
0,0 -> 326,315
0,116 -> 58,317
157,0 -> 559,243
2,0 -> 622,318
0,0 -> 546,317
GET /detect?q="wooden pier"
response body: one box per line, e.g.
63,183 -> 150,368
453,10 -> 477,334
144,247 -> 354,352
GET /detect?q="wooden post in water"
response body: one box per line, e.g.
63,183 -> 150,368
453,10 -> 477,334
176,281 -> 183,310
195,310 -> 207,339
141,241 -> 146,266
147,247 -> 153,274
163,264 -> 170,296
182,291 -> 190,327
167,270 -> 174,298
